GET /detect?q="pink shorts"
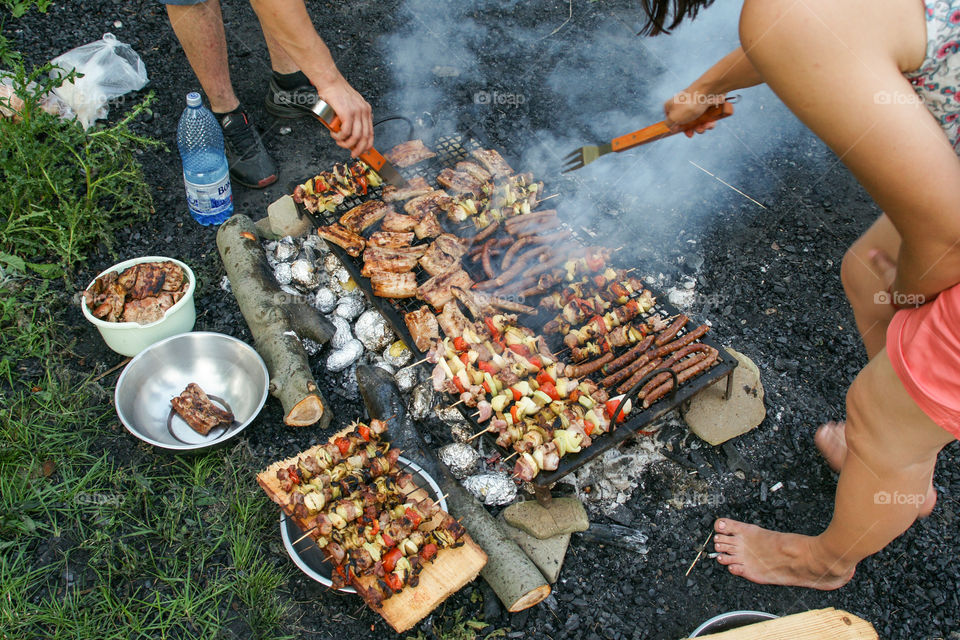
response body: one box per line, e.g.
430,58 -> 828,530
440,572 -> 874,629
887,282 -> 960,439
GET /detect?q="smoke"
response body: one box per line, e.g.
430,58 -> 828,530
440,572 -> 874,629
377,0 -> 816,248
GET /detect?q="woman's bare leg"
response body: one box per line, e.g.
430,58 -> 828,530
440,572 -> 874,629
713,349 -> 953,588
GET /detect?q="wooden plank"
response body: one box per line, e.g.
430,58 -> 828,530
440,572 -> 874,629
257,432 -> 488,633
684,608 -> 877,640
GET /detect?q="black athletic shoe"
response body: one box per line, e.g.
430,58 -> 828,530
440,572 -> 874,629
264,76 -> 318,118
220,111 -> 278,189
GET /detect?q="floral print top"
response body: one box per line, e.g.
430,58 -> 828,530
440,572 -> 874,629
905,0 -> 960,152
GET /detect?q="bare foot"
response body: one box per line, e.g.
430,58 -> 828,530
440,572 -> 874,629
814,421 -> 937,517
712,518 -> 855,590
814,421 -> 847,472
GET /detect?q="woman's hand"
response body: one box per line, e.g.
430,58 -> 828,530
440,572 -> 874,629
663,89 -> 726,137
316,75 -> 374,157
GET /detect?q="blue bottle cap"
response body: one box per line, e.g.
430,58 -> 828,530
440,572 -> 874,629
186,92 -> 202,107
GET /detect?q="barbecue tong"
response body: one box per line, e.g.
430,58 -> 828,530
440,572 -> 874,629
305,99 -> 408,187
562,101 -> 735,173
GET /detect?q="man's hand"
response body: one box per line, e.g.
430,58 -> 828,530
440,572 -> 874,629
316,75 -> 373,158
663,90 -> 724,137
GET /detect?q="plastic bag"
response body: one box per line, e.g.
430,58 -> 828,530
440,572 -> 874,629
49,33 -> 148,129
0,72 -> 75,122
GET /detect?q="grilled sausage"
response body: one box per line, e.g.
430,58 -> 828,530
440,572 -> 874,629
475,246 -> 550,290
654,314 -> 689,346
471,219 -> 500,244
600,336 -> 655,377
481,240 -> 496,279
494,276 -> 538,297
642,349 -> 719,408
638,348 -> 713,399
503,209 -> 557,232
501,237 -> 536,270
651,324 -> 709,358
488,296 -> 537,315
614,357 -> 664,394
564,352 -> 614,378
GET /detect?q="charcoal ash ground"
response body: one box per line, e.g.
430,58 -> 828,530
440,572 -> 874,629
10,0 -> 960,638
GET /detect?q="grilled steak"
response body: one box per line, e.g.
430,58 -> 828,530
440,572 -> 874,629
470,148 -> 513,177
413,211 -> 444,240
171,383 -> 234,435
380,211 -> 419,232
339,200 -> 389,234
404,305 -> 440,352
317,223 -> 366,257
384,139 -> 437,168
436,168 -> 483,195
437,300 -> 471,338
367,231 -> 415,248
417,267 -> 473,308
381,176 -> 433,202
371,271 -> 418,298
455,161 -> 492,183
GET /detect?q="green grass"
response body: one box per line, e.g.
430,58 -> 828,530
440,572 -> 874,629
0,274 -> 293,639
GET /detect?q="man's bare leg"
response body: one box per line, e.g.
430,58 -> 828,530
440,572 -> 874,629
258,18 -> 299,74
714,349 -> 954,588
166,0 -> 238,113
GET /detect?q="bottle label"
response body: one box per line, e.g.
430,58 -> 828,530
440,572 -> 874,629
184,173 -> 233,219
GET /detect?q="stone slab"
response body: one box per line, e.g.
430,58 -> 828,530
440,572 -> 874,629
502,496 -> 589,540
683,347 -> 765,446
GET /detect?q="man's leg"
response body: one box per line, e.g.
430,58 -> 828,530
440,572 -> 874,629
166,0 -> 238,113
255,13 -> 318,118
713,348 -> 954,588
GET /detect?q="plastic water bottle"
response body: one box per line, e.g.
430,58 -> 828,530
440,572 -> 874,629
177,92 -> 233,226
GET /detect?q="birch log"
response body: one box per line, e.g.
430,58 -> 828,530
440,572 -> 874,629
217,214 -> 334,427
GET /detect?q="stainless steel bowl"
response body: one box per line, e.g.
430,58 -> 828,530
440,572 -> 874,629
115,332 -> 269,450
689,610 -> 779,636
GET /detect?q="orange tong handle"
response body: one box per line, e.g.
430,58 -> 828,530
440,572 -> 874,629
322,115 -> 387,171
610,102 -> 734,153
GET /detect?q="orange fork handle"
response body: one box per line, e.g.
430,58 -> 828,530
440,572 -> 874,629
321,115 -> 387,171
610,102 -> 734,153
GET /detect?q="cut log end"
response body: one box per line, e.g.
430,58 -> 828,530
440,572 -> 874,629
285,394 -> 324,426
507,584 -> 552,612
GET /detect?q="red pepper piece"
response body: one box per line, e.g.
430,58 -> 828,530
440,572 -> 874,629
484,317 -> 500,340
334,437 -> 351,456
405,507 -> 423,529
453,337 -> 468,352
536,370 -> 555,386
453,377 -> 466,394
420,542 -> 438,562
540,382 -> 560,401
508,343 -> 531,358
385,572 -> 403,592
478,360 -> 496,374
583,421 -> 595,436
357,424 -> 370,441
383,547 -> 402,572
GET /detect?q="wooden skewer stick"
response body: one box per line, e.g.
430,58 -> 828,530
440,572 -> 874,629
466,428 -> 490,442
685,529 -> 714,577
536,193 -> 560,203
449,399 -> 466,408
410,357 -> 429,367
503,451 -> 519,462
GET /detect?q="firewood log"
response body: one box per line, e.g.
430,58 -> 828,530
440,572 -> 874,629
216,215 -> 334,427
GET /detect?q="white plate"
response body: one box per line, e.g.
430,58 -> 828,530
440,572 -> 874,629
280,456 -> 447,592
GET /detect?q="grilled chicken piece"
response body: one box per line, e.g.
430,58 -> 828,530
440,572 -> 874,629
413,211 -> 444,240
384,139 -> 436,168
367,231 -> 415,248
451,286 -> 487,320
436,168 -> 482,195
381,176 -> 433,202
116,265 -> 139,290
433,234 -> 467,261
419,243 -> 458,276
90,283 -> 126,322
129,264 -> 167,300
339,200 -> 389,234
417,267 -> 473,309
455,161 -> 492,183
317,223 -> 366,257
404,305 -> 440,352
122,296 -> 166,324
171,382 -> 234,435
470,148 -> 513,178
158,261 -> 185,291
419,234 -> 467,276
371,271 -> 418,298
404,191 -> 451,219
437,301 -> 471,338
380,211 -> 419,232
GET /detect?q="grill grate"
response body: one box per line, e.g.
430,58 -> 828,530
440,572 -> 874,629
291,130 -> 737,488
